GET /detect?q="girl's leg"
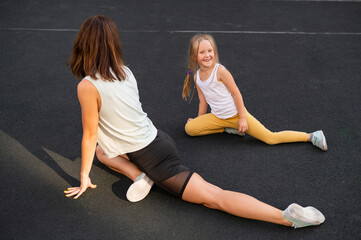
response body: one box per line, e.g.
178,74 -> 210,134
95,145 -> 142,181
244,109 -> 309,145
185,113 -> 237,136
182,173 -> 292,226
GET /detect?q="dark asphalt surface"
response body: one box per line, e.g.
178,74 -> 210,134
1,1 -> 360,239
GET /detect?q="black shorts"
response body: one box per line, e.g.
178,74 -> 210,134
127,130 -> 194,198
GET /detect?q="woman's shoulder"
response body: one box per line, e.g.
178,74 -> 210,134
122,65 -> 133,75
77,78 -> 98,96
78,78 -> 96,88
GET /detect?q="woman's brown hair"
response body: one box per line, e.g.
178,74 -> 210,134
67,15 -> 126,81
182,34 -> 219,101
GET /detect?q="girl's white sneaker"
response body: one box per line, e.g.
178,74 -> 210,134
311,130 -> 328,151
224,127 -> 245,136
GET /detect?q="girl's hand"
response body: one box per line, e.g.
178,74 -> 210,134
187,118 -> 194,123
64,176 -> 97,199
238,118 -> 248,134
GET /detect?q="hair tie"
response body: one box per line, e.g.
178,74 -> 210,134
187,69 -> 191,75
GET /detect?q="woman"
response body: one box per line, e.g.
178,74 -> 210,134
64,15 -> 325,229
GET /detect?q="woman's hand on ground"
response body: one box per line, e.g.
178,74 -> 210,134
64,177 -> 97,199
187,118 -> 194,123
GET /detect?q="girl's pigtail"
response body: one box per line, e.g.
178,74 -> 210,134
182,69 -> 193,101
189,70 -> 196,102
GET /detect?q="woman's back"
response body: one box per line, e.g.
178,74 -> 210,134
85,66 -> 157,158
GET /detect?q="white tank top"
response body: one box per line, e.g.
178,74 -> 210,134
85,67 -> 157,158
196,64 -> 238,119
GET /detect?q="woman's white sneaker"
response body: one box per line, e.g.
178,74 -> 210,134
283,203 -> 325,228
126,173 -> 153,202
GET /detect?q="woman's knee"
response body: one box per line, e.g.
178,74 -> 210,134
183,173 -> 223,209
95,145 -> 106,163
202,187 -> 225,210
194,181 -> 224,210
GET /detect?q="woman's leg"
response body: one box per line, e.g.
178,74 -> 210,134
244,109 -> 309,145
96,145 -> 153,202
185,113 -> 237,136
95,145 -> 142,181
182,173 -> 292,226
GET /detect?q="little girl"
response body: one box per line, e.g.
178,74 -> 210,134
183,34 -> 327,151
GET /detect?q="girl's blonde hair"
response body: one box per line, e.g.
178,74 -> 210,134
182,34 -> 219,101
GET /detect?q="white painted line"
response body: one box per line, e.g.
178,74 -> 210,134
0,27 -> 160,33
0,27 -> 79,32
273,0 -> 361,2
170,30 -> 361,35
1,27 -> 361,35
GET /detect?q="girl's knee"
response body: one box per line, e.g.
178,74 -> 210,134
185,122 -> 198,136
255,131 -> 279,145
263,138 -> 278,145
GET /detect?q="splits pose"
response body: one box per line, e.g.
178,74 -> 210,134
64,15 -> 325,229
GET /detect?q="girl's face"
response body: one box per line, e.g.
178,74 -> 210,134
196,40 -> 215,69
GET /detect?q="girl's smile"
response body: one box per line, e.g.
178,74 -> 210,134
197,40 -> 215,69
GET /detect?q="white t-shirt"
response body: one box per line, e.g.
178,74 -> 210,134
196,64 -> 238,119
85,67 -> 157,158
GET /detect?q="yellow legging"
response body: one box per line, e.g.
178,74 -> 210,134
185,109 -> 308,145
